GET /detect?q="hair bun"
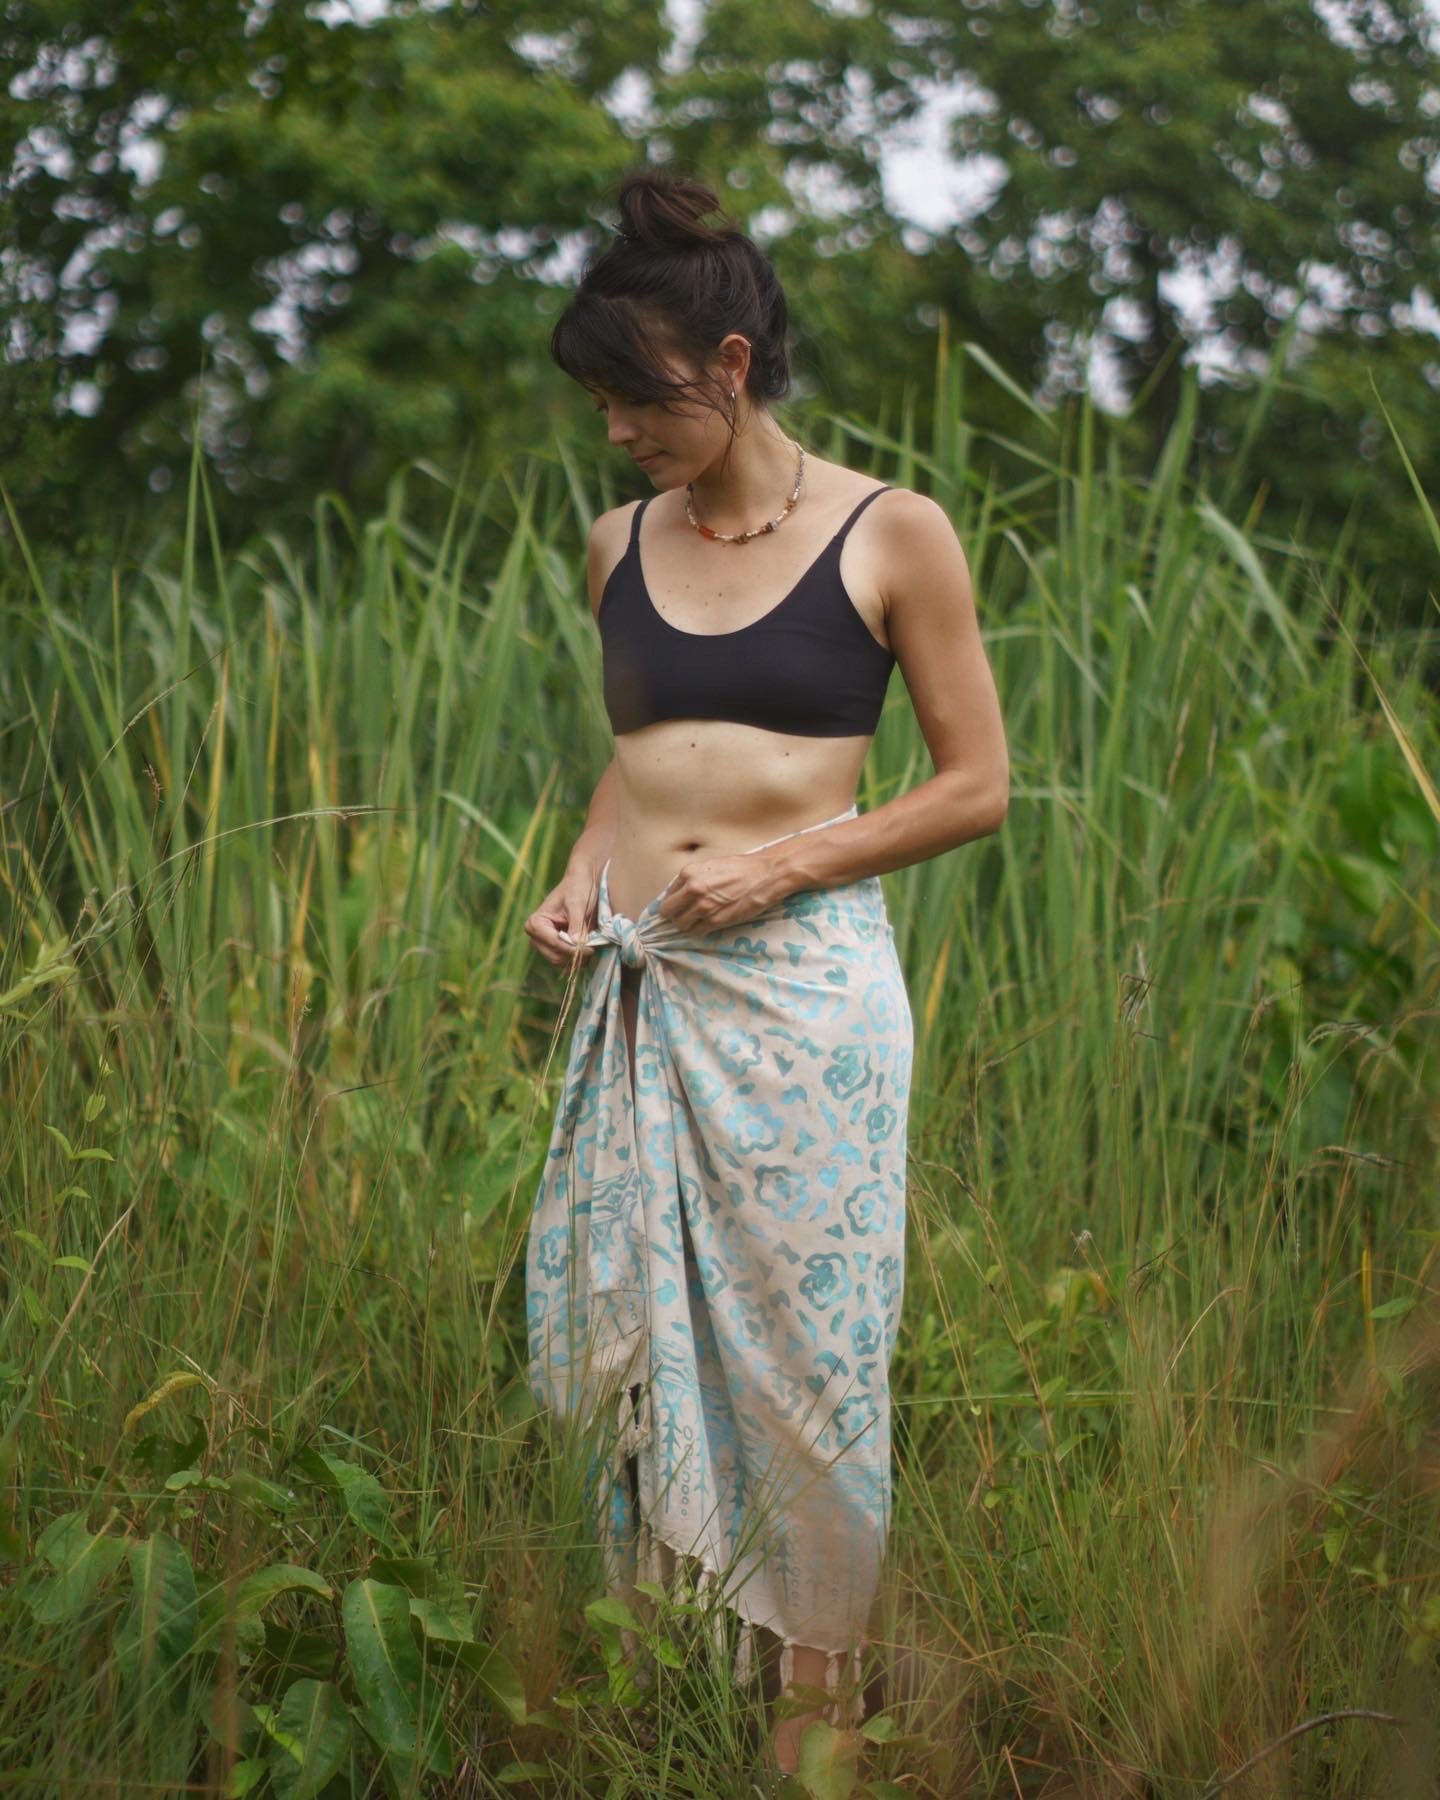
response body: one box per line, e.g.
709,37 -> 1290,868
616,168 -> 732,250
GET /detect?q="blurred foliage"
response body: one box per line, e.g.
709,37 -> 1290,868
1,0 -> 1437,607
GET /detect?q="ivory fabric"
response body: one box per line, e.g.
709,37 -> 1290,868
525,805 -> 912,1715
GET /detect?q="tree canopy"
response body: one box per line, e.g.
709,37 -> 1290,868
2,0 -> 1436,597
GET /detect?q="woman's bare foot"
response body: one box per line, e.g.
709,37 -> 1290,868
769,1643 -> 841,1774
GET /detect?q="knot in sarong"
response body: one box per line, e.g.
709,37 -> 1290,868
613,918 -> 647,969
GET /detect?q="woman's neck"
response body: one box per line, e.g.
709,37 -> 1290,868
687,417 -> 806,528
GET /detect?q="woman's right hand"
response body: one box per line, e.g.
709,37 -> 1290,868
525,865 -> 601,968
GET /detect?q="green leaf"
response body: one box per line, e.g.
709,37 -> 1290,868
583,1593 -> 645,1638
794,1716 -> 858,1799
294,1447 -> 395,1546
409,1593 -> 474,1644
371,1551 -> 469,1633
455,1639 -> 530,1723
261,1622 -> 334,1683
28,1512 -> 127,1624
115,1531 -> 199,1701
497,1764 -> 551,1784
341,1578 -> 452,1778
194,1564 -> 333,1654
1370,1295 -> 1417,1320
43,1124 -> 75,1160
266,1679 -> 353,1800
165,1467 -> 230,1494
52,1255 -> 92,1272
10,1229 -> 46,1255
224,1759 -> 268,1798
368,1554 -> 439,1592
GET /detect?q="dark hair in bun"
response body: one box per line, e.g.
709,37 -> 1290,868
549,165 -> 793,446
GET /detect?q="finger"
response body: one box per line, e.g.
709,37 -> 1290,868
530,919 -> 576,960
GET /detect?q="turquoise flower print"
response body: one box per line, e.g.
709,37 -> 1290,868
843,1180 -> 889,1235
684,1067 -> 726,1108
633,1039 -> 665,1094
780,889 -> 824,930
641,1117 -> 677,1165
799,1251 -> 852,1308
730,935 -> 775,975
593,1098 -> 622,1155
849,1312 -> 883,1360
875,1252 -> 901,1309
865,1102 -> 898,1143
566,1068 -> 600,1126
718,1212 -> 752,1268
861,976 -> 903,1034
694,1253 -> 729,1294
728,1297 -> 774,1350
831,1393 -> 879,1453
823,1043 -> 873,1101
755,1164 -> 811,1222
724,1098 -> 784,1154
890,1032 -> 914,1102
805,1348 -> 850,1397
536,1225 -> 570,1281
766,1367 -> 807,1422
714,1026 -> 762,1075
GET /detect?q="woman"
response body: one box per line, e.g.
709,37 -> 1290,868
524,166 -> 1008,1779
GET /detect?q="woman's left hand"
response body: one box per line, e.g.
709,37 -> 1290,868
656,852 -> 790,934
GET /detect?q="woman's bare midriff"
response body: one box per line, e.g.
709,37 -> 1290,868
602,721 -> 872,924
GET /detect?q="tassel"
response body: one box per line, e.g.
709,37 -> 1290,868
777,1639 -> 866,1729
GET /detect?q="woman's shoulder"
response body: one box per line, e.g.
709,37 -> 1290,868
807,458 -> 921,517
586,498 -> 647,618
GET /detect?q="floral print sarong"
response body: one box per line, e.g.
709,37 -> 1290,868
525,804 -> 912,1717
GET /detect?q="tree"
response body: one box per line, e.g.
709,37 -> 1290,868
932,0 -> 1439,460
0,0 -> 663,532
653,0 -> 1440,596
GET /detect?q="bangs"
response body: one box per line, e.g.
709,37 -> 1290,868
549,292 -> 710,412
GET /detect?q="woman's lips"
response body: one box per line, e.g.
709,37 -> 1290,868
635,452 -> 663,466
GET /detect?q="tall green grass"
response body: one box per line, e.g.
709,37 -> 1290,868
1,333 -> 1437,1797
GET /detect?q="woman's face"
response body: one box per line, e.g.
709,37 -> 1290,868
586,357 -> 732,485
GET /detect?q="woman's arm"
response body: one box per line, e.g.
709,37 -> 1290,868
746,491 -> 1008,902
525,510 -> 629,966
